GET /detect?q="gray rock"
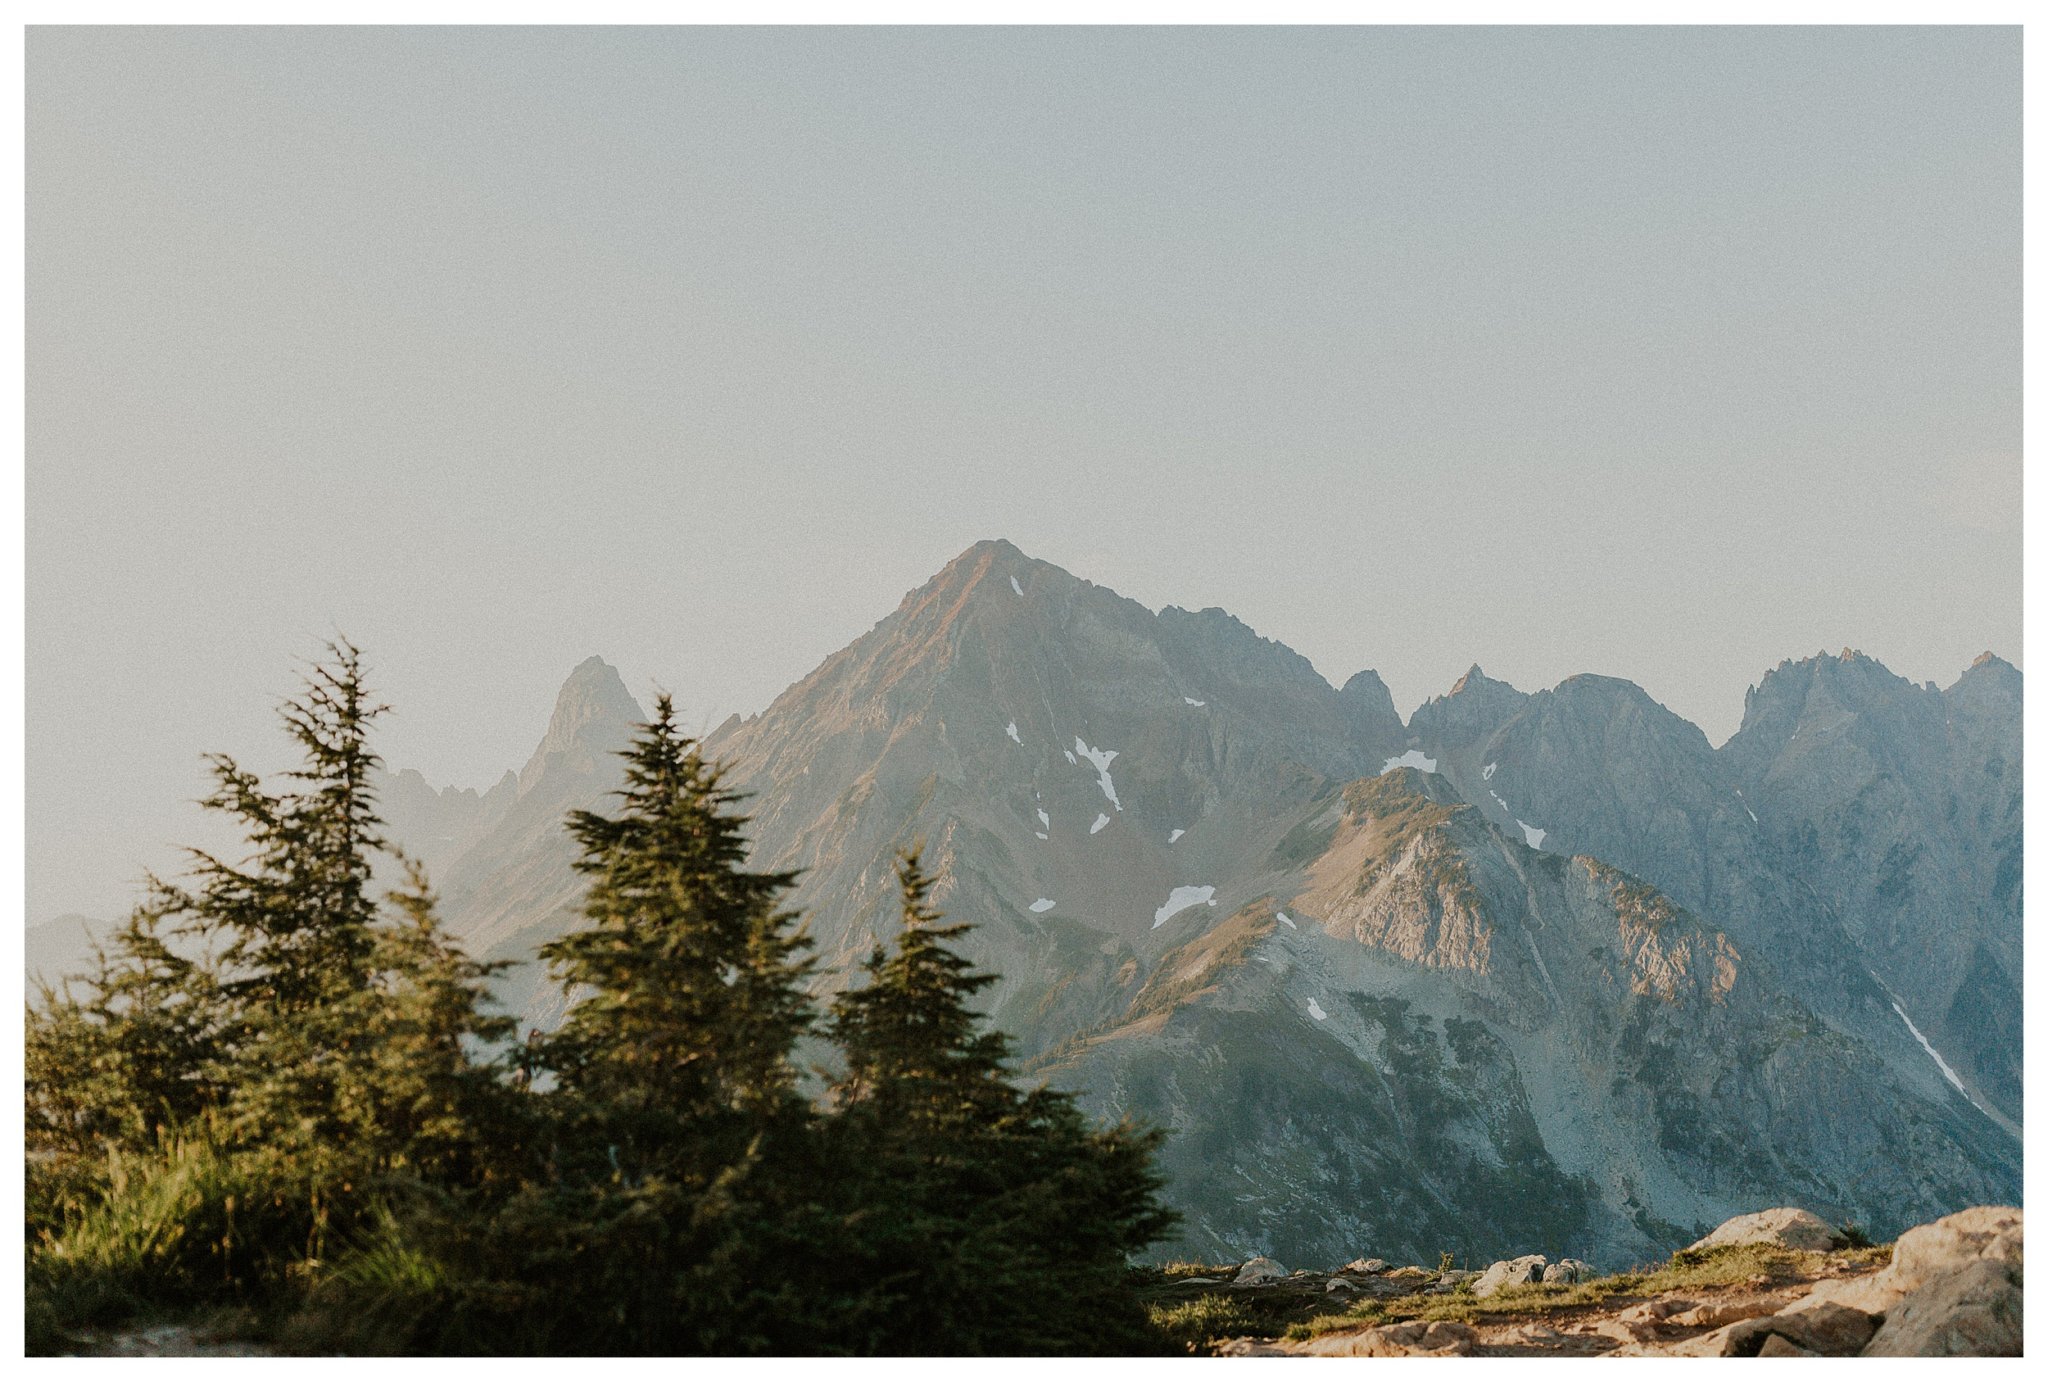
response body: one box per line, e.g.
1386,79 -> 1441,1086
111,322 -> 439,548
1232,1256 -> 1287,1285
1342,1257 -> 1388,1275
1542,1258 -> 1594,1284
1471,1255 -> 1547,1298
1684,1207 -> 1843,1255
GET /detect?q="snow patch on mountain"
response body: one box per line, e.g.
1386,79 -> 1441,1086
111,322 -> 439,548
1184,696 -> 1206,706
1010,575 -> 1024,596
1518,820 -> 1547,849
1276,911 -> 1298,929
1006,721 -> 1021,744
1306,998 -> 1328,1021
1090,813 -> 1110,835
1152,885 -> 1217,928
1891,1000 -> 1978,1106
1029,898 -> 1056,913
1036,809 -> 1050,828
1073,738 -> 1123,808
1483,762 -> 1497,781
1382,749 -> 1438,774
1168,828 -> 1185,844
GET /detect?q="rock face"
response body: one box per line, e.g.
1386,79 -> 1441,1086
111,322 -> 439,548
1302,1320 -> 1478,1357
1685,1207 -> 1846,1255
379,542 -> 2020,1269
1796,1205 -> 2023,1320
1232,1257 -> 1287,1285
1473,1255 -> 1549,1297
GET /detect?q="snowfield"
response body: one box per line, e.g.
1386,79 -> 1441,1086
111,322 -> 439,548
1152,885 -> 1217,928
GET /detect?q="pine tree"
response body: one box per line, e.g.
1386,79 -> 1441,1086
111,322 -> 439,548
823,851 -> 1177,1354
501,693 -> 821,1353
26,907 -> 226,1162
539,692 -> 816,1148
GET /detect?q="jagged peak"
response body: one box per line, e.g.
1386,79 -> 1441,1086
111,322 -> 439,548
1968,650 -> 2016,673
521,656 -> 645,788
1341,667 -> 1391,695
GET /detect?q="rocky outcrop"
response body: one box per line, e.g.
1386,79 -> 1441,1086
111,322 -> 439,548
1300,1320 -> 1478,1357
1232,1257 -> 1287,1285
1793,1204 -> 2023,1358
1684,1207 -> 1846,1255
374,544 -> 2019,1269
1472,1255 -> 1548,1297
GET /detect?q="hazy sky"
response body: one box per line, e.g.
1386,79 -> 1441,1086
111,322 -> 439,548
27,26 -> 2019,924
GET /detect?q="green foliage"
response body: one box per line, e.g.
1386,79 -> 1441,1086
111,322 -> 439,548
1148,1294 -> 1257,1353
25,655 -> 1180,1357
807,851 -> 1178,1353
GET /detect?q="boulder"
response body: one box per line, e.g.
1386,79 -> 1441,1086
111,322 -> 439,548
1796,1204 -> 2021,1320
1324,1276 -> 1360,1294
1342,1257 -> 1388,1275
1542,1258 -> 1594,1284
1302,1320 -> 1478,1357
1472,1254 -> 1547,1298
1757,1335 -> 1818,1358
1662,1304 -> 1878,1358
1683,1207 -> 1844,1255
1232,1256 -> 1287,1285
1862,1258 -> 2022,1357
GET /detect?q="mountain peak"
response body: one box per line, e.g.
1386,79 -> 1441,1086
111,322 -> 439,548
1969,650 -> 2015,673
1450,663 -> 1516,697
521,657 -> 644,790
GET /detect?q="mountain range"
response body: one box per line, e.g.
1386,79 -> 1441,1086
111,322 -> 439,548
40,539 -> 2021,1268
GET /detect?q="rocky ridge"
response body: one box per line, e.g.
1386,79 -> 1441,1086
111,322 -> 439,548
1200,1205 -> 2021,1358
336,541 -> 2021,1266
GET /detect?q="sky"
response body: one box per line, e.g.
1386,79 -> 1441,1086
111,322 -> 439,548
26,26 -> 2020,925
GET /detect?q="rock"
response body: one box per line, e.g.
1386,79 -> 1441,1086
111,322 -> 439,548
1684,1207 -> 1845,1255
1664,1304 -> 1878,1358
1342,1257 -> 1388,1275
1797,1204 -> 2022,1319
1757,1335 -> 1818,1358
1303,1320 -> 1478,1357
1384,1265 -> 1431,1281
1176,1276 -> 1222,1286
1232,1256 -> 1287,1285
1542,1258 -> 1594,1284
1212,1338 -> 1290,1357
1472,1254 -> 1548,1298
1588,1318 -> 1667,1345
1862,1258 -> 2022,1357
1325,1276 -> 1359,1293
1620,1298 -> 1695,1323
1768,1303 -> 1880,1355
1668,1301 -> 1770,1329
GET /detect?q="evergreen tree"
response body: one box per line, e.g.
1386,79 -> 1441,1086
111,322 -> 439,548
824,851 -> 1177,1354
496,693 -> 821,1353
26,907 -> 226,1162
538,692 -> 816,1150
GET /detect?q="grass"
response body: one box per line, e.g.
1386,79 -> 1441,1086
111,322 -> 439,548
1147,1296 -> 1260,1353
1279,1242 -> 1897,1344
1151,1260 -> 1235,1282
